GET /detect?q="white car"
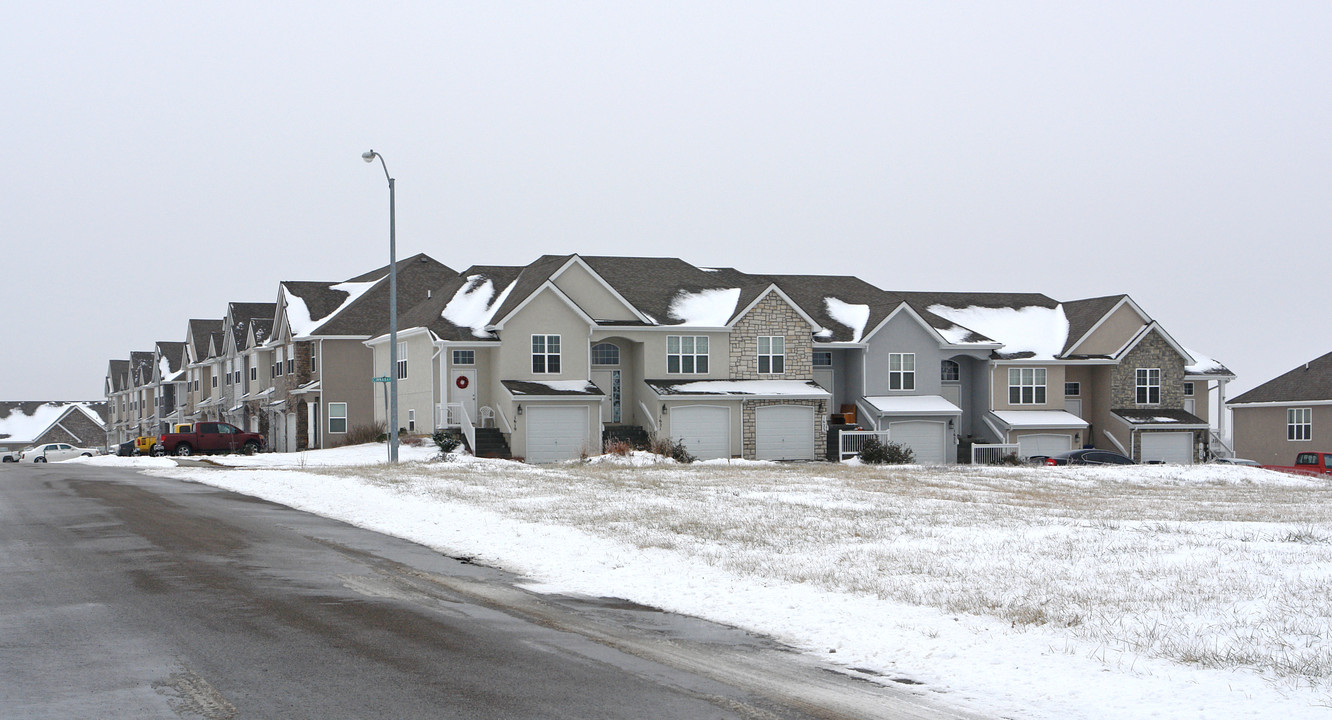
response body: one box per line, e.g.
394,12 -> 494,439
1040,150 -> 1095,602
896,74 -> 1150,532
19,443 -> 98,463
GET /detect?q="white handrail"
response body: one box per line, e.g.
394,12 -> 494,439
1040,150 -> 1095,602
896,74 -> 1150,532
638,400 -> 658,433
458,405 -> 476,455
495,405 -> 513,435
1102,428 -> 1128,455
838,429 -> 891,460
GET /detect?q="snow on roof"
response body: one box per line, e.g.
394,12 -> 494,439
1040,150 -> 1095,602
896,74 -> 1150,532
442,276 -> 517,338
0,403 -> 104,443
927,304 -> 1069,359
824,297 -> 870,343
1184,348 -> 1229,375
284,278 -> 382,337
863,395 -> 962,415
992,410 -> 1088,428
667,288 -> 741,326
649,379 -> 830,397
506,380 -> 602,395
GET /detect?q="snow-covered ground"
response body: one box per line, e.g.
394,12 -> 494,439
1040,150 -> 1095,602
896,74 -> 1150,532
80,447 -> 1332,718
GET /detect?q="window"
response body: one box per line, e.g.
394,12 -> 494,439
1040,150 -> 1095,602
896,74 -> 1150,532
941,360 -> 960,382
888,353 -> 915,390
452,350 -> 475,366
396,341 -> 408,380
1065,382 -> 1080,397
408,409 -> 416,433
591,343 -> 620,366
667,336 -> 709,374
1008,368 -> 1047,404
813,351 -> 832,367
211,375 -> 217,388
328,402 -> 348,434
1136,368 -> 1161,404
250,366 -> 257,382
1288,408 -> 1312,441
1183,382 -> 1195,397
532,335 -> 561,374
287,358 -> 294,376
758,336 -> 785,374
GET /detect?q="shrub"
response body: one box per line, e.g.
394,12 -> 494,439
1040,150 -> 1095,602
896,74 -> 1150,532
859,436 -> 915,464
431,429 -> 460,456
996,453 -> 1025,466
603,439 -> 633,456
344,421 -> 387,446
649,435 -> 695,464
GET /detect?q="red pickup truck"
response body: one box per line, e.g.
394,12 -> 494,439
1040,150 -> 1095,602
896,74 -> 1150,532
158,421 -> 265,456
1264,451 -> 1332,477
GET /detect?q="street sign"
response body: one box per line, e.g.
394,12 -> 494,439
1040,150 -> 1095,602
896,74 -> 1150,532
372,376 -> 392,383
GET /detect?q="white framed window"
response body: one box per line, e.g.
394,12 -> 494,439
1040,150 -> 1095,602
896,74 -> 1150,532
408,409 -> 416,433
328,402 -> 348,434
286,358 -> 294,376
758,336 -> 785,374
1065,382 -> 1080,397
1008,368 -> 1047,404
812,351 -> 832,367
396,341 -> 408,380
1183,382 -> 1194,397
250,366 -> 257,382
532,335 -> 561,374
591,343 -> 620,366
211,375 -> 217,388
889,353 -> 915,391
1136,368 -> 1161,404
667,336 -> 709,374
941,359 -> 960,382
1288,408 -> 1312,441
452,350 -> 475,366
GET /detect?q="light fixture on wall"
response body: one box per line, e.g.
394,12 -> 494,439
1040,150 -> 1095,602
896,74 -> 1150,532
516,404 -> 523,416
661,404 -> 668,415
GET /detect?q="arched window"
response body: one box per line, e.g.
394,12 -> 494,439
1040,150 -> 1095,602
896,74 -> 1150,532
591,343 -> 620,366
940,359 -> 960,382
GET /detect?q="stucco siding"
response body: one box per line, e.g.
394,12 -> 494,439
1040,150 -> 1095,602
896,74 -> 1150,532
1233,404 -> 1332,465
552,262 -> 639,322
1071,303 -> 1145,356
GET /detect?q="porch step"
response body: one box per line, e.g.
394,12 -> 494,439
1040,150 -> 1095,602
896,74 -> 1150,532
471,427 -> 512,460
602,424 -> 651,451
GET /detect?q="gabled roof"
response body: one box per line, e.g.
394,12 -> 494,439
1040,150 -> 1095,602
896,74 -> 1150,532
130,351 -> 156,387
0,402 -> 108,443
763,275 -> 898,343
903,292 -> 1066,360
187,319 -> 224,361
107,359 -> 130,393
580,255 -> 770,326
1060,295 -> 1136,356
227,302 -> 277,352
155,341 -> 186,382
1230,351 -> 1332,405
249,318 -> 274,348
487,254 -> 578,326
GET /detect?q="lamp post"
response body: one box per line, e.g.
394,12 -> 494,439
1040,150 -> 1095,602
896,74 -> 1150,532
362,149 -> 399,464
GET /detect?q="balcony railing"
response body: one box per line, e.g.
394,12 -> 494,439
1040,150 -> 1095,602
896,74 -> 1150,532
971,443 -> 1020,465
838,429 -> 891,460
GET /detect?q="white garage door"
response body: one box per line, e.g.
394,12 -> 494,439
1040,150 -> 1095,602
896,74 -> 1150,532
1017,433 -> 1072,460
756,405 -> 814,461
1140,432 -> 1193,464
670,406 -> 731,461
889,421 -> 947,464
526,406 -> 590,463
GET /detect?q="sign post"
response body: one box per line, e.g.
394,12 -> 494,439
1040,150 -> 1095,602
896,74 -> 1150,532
373,376 -> 391,453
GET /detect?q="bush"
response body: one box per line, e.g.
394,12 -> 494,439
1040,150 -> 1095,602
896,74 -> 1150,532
431,429 -> 460,456
343,421 -> 387,446
859,436 -> 915,464
603,439 -> 633,456
649,435 -> 695,464
996,453 -> 1025,466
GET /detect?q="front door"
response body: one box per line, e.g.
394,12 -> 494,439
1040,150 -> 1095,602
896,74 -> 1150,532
450,369 -> 477,421
591,369 -> 622,423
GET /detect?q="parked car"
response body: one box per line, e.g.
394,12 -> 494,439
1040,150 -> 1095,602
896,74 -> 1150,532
2,449 -> 19,462
134,435 -> 159,456
1263,452 -> 1332,477
1043,449 -> 1136,466
1214,457 -> 1261,467
19,442 -> 99,463
158,421 -> 264,456
115,440 -> 136,457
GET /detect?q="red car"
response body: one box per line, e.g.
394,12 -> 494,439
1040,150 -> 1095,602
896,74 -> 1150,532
158,422 -> 264,456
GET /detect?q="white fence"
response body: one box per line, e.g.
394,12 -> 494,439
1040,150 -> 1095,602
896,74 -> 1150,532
971,443 -> 1020,465
435,402 -> 476,454
838,429 -> 891,460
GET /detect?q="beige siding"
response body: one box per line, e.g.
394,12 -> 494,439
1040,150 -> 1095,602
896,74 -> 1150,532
370,332 -> 437,435
1233,404 -> 1332,465
1070,303 -> 1145,356
552,261 -> 639,322
318,338 -> 375,447
990,364 -> 1067,412
499,288 -> 592,382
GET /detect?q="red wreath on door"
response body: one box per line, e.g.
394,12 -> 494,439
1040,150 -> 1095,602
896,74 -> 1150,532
455,375 -> 469,389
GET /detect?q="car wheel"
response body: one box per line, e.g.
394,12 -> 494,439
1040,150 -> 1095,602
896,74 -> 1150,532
243,441 -> 260,455
82,453 -> 92,457
35,457 -> 47,463
175,443 -> 192,457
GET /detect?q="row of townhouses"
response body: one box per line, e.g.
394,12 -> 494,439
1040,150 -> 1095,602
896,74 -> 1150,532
105,253 -> 1235,464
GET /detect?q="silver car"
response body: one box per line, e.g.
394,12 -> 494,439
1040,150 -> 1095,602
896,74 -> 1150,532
19,442 -> 97,463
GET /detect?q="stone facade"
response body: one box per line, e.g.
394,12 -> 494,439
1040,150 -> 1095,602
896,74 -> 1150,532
729,293 -> 814,380
740,398 -> 827,460
1110,330 -> 1187,409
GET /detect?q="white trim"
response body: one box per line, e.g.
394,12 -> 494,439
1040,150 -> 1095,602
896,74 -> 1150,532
1064,296 -> 1150,357
669,403 -> 733,460
550,255 -> 654,324
1112,322 -> 1196,366
365,326 -> 434,346
862,302 -> 1002,349
1226,398 -> 1332,408
728,285 -> 823,332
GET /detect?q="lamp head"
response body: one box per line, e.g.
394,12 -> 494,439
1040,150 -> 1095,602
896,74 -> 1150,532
361,150 -> 376,163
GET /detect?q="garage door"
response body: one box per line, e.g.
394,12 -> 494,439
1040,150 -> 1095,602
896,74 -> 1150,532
1017,433 -> 1072,460
889,421 -> 947,464
525,406 -> 590,463
670,406 -> 730,461
1140,432 -> 1193,464
756,405 -> 814,461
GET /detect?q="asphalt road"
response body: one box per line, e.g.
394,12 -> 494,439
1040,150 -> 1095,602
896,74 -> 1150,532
0,463 -> 985,720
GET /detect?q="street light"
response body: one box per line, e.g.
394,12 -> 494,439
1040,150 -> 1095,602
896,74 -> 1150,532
362,149 -> 399,464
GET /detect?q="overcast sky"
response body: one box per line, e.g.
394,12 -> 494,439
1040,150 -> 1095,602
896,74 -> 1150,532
3,2 -> 1329,403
